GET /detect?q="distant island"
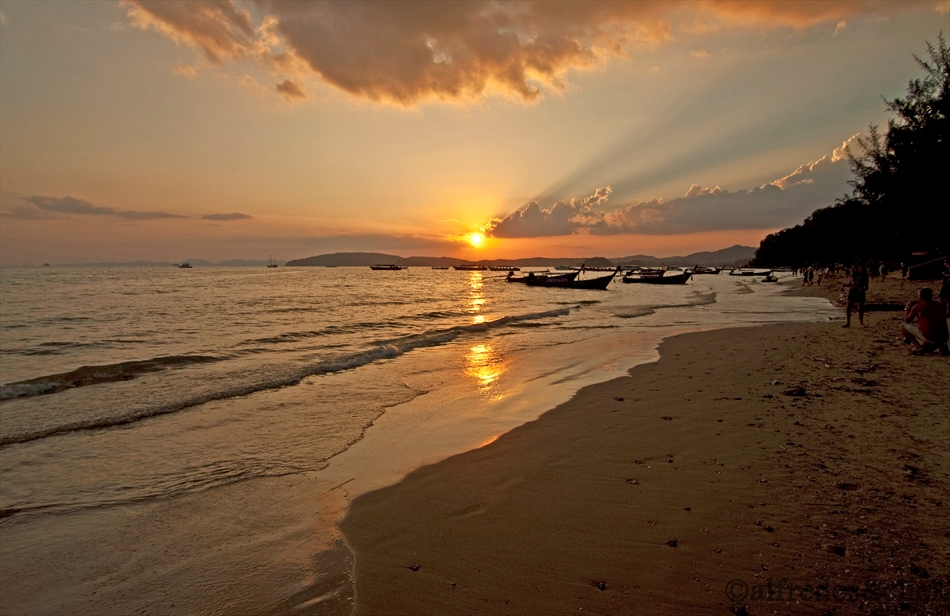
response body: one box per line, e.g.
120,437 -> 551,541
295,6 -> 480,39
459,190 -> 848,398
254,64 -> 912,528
34,244 -> 756,269
284,245 -> 755,268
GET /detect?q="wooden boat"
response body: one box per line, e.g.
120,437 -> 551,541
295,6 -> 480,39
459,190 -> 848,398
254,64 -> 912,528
178,263 -> 192,269
454,264 -> 488,271
489,266 -> 520,271
692,266 -> 721,274
622,270 -> 691,284
506,270 -> 578,284
431,266 -> 449,270
729,268 -> 771,276
267,255 -> 278,268
523,268 -> 618,290
370,264 -> 406,270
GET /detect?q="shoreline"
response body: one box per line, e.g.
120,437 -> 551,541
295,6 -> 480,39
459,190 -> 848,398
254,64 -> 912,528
340,277 -> 949,614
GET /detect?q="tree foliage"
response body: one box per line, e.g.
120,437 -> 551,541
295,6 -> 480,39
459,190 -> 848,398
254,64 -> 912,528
754,34 -> 949,266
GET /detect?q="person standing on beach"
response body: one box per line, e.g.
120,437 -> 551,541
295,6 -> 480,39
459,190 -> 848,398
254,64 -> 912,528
901,287 -> 950,355
842,264 -> 869,328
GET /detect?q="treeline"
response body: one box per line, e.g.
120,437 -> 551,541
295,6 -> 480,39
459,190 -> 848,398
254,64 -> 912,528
753,35 -> 949,267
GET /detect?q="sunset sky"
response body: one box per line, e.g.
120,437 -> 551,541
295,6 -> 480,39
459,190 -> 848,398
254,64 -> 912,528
1,1 -> 946,264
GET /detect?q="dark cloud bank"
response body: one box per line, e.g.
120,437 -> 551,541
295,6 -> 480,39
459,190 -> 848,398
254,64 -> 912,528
487,141 -> 855,237
2,196 -> 251,223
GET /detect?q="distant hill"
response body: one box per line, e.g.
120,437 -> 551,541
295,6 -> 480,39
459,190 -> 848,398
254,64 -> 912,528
285,253 -> 617,268
612,245 -> 755,267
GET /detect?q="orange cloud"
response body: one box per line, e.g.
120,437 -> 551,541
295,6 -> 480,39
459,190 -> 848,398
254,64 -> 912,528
122,0 -> 255,63
123,0 -> 933,106
694,1 -> 926,28
172,63 -> 199,77
275,78 -> 306,101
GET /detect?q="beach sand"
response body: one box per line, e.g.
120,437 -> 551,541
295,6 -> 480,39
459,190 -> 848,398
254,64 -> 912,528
340,275 -> 949,615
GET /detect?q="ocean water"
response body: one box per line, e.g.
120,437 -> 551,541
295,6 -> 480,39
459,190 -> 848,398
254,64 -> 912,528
0,266 -> 837,615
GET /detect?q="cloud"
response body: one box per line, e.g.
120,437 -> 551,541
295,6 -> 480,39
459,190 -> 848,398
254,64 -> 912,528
275,78 -> 306,101
690,49 -> 710,59
201,212 -> 252,220
1,204 -> 61,220
485,138 -> 857,237
24,196 -> 185,220
122,0 -> 256,63
173,63 -> 200,77
237,73 -> 269,96
487,186 -> 612,238
833,20 -> 847,35
121,1 -> 932,107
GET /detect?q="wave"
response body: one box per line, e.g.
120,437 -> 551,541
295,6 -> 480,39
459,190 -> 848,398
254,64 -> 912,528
1,338 -> 151,357
614,292 -> 716,319
0,355 -> 222,401
0,307 -> 572,447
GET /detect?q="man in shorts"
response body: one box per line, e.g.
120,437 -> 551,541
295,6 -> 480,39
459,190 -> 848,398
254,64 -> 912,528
901,287 -> 950,355
842,264 -> 869,328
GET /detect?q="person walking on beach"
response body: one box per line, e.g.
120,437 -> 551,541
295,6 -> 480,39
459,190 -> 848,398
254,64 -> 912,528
901,287 -> 949,355
842,264 -> 869,328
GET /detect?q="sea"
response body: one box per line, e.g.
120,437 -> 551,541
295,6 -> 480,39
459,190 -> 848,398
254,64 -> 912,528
0,266 -> 838,615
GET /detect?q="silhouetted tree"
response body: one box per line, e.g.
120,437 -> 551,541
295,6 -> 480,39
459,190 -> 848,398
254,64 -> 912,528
754,34 -> 949,266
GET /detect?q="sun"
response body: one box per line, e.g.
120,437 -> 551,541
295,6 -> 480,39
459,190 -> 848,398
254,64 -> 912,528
467,232 -> 485,248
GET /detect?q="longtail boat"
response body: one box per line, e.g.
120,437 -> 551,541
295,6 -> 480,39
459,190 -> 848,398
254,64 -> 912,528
523,267 -> 618,290
506,270 -> 578,284
729,268 -> 771,276
622,270 -> 691,284
370,264 -> 406,270
454,264 -> 488,271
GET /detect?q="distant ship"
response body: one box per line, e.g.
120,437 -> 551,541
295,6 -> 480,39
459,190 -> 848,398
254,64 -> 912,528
454,264 -> 487,271
267,255 -> 278,268
178,263 -> 192,269
370,264 -> 406,270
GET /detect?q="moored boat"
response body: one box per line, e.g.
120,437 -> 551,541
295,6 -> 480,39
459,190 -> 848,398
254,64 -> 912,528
729,268 -> 772,276
522,267 -> 619,290
622,269 -> 691,284
431,266 -> 449,270
370,264 -> 406,270
178,263 -> 192,269
489,266 -> 520,271
454,264 -> 488,271
506,270 -> 578,284
692,266 -> 721,274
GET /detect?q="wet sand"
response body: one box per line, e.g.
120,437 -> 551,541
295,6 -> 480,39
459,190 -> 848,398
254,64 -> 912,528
340,275 -> 949,615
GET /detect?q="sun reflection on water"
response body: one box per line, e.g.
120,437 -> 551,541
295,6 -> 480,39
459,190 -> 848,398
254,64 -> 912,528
467,272 -> 486,324
465,343 -> 507,398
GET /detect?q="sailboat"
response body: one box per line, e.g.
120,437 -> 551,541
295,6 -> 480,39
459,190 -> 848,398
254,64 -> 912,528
267,255 -> 278,268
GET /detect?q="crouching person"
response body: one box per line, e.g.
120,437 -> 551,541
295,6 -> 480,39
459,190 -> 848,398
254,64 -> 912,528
902,287 -> 949,355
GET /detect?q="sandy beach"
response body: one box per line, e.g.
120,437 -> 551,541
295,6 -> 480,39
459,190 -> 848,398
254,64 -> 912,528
341,275 -> 949,615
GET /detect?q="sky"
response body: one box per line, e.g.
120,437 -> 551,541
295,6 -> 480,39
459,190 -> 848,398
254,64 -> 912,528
0,1 -> 947,265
